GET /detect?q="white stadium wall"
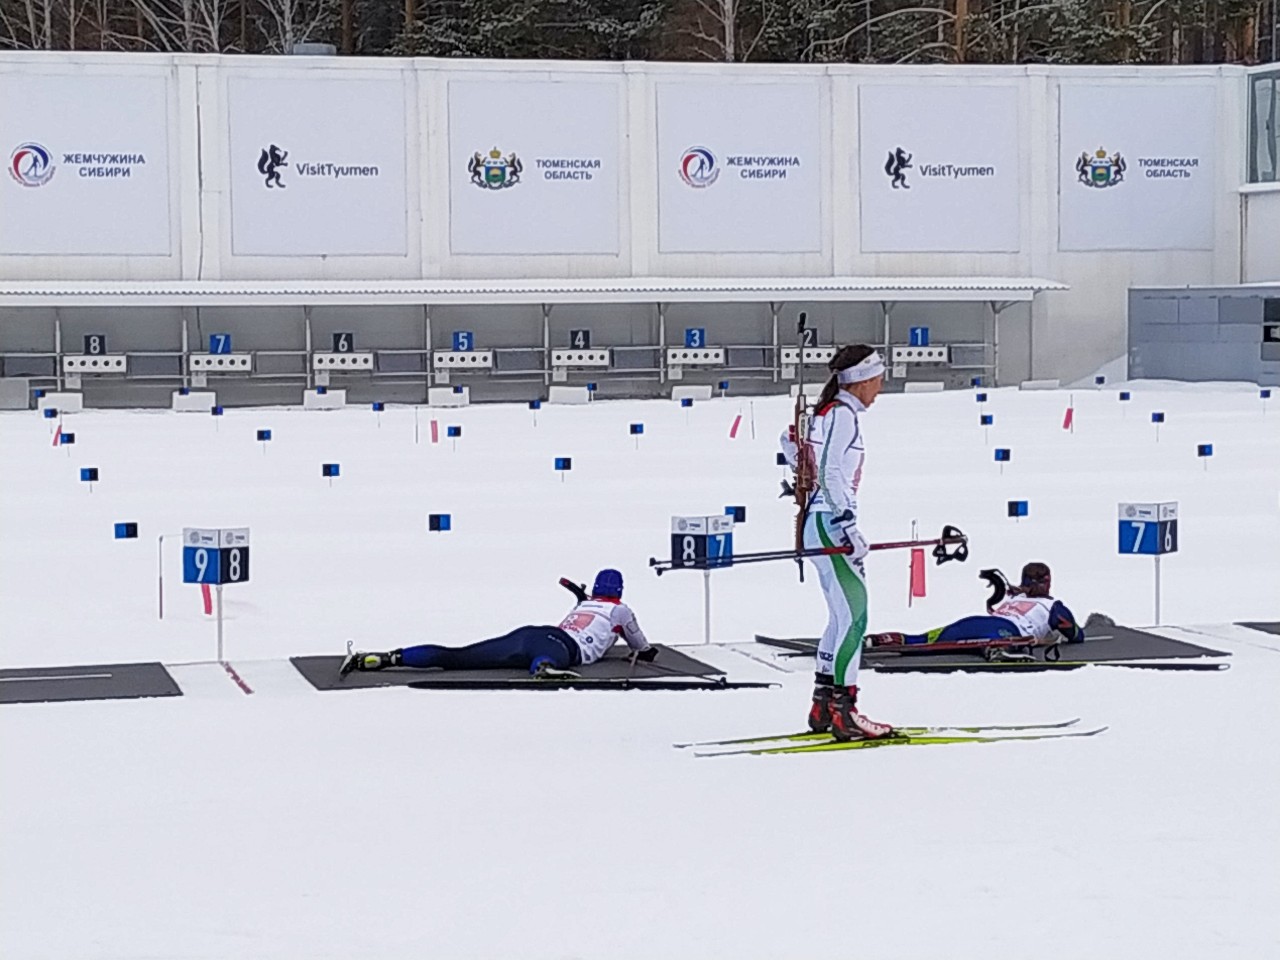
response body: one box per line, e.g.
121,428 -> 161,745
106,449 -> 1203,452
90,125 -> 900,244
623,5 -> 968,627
0,53 -> 1264,382
1243,187 -> 1280,282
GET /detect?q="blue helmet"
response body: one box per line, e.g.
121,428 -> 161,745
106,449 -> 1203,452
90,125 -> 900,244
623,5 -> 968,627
592,568 -> 624,599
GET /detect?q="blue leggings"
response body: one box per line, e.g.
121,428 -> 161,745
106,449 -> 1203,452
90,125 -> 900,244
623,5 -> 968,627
904,616 -> 1023,645
400,625 -> 581,672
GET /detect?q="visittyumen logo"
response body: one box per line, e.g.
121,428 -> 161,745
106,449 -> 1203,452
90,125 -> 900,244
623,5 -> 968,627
469,148 -> 522,189
884,147 -> 912,189
1077,147 -> 1125,188
679,146 -> 719,188
258,145 -> 288,188
9,142 -> 54,187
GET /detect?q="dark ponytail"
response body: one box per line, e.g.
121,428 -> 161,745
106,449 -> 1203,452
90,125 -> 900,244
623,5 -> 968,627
814,343 -> 876,410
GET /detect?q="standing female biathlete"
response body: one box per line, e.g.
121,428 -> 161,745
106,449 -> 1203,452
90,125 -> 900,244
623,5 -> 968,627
799,345 -> 893,740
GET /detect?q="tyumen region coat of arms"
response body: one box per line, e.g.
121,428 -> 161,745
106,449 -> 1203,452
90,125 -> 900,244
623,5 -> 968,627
469,148 -> 522,189
1076,147 -> 1126,188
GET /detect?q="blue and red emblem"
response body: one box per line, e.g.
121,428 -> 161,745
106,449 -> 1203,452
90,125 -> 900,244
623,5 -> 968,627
10,142 -> 54,187
679,146 -> 719,188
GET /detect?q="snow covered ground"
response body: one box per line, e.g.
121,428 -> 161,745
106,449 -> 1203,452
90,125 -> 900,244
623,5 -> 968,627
2,383 -> 1278,959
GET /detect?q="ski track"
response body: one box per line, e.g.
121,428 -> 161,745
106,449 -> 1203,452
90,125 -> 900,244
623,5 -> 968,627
1,384 -> 1278,959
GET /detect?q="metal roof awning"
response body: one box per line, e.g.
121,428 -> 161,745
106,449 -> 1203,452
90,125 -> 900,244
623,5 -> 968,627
0,276 -> 1068,308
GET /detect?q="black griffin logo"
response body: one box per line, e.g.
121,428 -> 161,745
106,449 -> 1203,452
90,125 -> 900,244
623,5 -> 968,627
258,145 -> 288,188
884,147 -> 912,189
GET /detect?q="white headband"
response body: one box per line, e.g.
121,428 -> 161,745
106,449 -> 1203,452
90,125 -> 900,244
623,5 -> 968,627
836,352 -> 885,385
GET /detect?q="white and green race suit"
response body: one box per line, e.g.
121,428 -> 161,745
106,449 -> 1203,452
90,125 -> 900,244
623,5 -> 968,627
803,392 -> 868,687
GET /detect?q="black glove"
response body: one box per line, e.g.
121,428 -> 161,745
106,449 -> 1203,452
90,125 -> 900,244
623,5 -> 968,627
635,646 -> 659,662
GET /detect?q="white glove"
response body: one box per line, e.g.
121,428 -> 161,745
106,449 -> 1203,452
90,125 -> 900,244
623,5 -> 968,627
832,514 -> 869,560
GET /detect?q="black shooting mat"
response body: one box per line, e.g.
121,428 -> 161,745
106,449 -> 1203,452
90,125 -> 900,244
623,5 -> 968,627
1237,622 -> 1280,636
291,644 -> 742,692
754,635 -> 818,653
759,624 -> 1228,669
0,661 -> 182,705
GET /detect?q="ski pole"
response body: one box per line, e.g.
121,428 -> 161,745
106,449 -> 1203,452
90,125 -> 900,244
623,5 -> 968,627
650,526 -> 968,576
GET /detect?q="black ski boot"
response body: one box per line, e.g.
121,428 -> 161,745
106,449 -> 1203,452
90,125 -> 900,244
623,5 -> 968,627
339,645 -> 402,678
986,644 -> 1035,663
807,673 -> 835,732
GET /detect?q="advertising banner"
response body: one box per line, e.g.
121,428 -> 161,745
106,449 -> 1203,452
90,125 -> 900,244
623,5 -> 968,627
656,81 -> 822,254
858,84 -> 1021,253
0,72 -> 171,256
448,79 -> 621,255
228,75 -> 408,256
1058,83 -> 1216,251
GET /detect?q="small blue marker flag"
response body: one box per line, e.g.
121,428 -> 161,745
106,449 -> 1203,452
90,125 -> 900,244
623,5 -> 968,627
554,457 -> 572,471
33,389 -> 44,398
114,522 -> 138,539
316,386 -> 328,395
60,432 -> 75,445
776,452 -> 788,466
179,387 -> 190,396
1007,501 -> 1028,518
629,423 -> 644,435
1197,444 -> 1213,457
1095,376 -> 1106,385
681,398 -> 693,408
994,449 -> 1011,462
80,467 -> 99,482
725,505 -> 746,523
529,400 -> 542,410
1263,389 -> 1273,400
453,385 -> 464,394
1119,391 -> 1131,401
322,463 -> 340,478
980,414 -> 993,426
1152,412 -> 1165,423
718,381 -> 730,391
43,408 -> 58,419
428,514 -> 451,532
971,377 -> 982,387
587,382 -> 597,392
975,393 -> 988,403
372,402 -> 385,412
211,406 -> 224,416
447,425 -> 461,438
257,429 -> 271,442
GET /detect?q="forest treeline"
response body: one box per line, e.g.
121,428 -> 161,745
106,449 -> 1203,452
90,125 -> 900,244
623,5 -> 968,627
2,1 -> 1276,66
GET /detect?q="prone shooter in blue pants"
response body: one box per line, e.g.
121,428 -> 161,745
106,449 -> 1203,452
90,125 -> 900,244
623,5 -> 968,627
866,562 -> 1086,655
